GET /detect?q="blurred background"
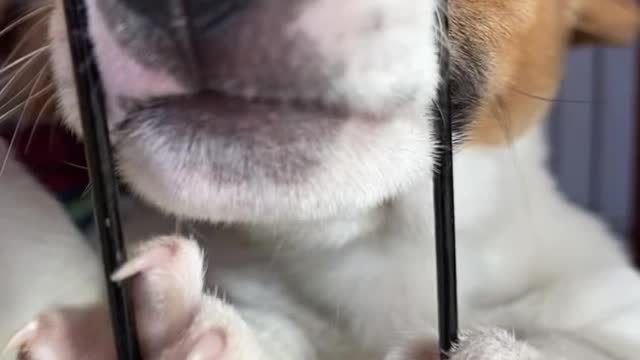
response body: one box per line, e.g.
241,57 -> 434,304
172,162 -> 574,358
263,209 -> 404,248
547,44 -> 639,264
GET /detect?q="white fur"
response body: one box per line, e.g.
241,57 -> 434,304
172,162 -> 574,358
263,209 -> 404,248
291,0 -> 440,114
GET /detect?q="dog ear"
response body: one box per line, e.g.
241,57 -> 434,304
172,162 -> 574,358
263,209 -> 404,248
571,0 -> 640,45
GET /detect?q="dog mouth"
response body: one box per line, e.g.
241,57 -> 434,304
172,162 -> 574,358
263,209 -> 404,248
109,87 -> 363,189
116,89 -> 352,135
109,82 -> 400,154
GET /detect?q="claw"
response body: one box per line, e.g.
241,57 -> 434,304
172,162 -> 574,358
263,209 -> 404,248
111,240 -> 178,282
1,237 -> 220,360
3,320 -> 39,355
111,237 -> 206,352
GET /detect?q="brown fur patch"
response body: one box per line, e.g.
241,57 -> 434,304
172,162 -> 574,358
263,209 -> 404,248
0,1 -> 56,128
456,0 -> 639,146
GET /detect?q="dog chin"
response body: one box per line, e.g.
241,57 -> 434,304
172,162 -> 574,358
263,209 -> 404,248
114,111 -> 435,224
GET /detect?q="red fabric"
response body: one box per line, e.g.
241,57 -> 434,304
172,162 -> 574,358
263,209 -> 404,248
1,125 -> 88,193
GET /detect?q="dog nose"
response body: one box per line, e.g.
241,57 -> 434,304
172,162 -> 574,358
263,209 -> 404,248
97,0 -> 257,88
116,0 -> 250,32
91,0 -> 329,101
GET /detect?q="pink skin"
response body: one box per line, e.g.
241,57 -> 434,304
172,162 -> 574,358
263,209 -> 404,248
5,237 -> 227,360
86,2 -> 186,120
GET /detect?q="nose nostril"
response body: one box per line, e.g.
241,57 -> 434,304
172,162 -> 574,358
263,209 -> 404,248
118,0 -> 251,32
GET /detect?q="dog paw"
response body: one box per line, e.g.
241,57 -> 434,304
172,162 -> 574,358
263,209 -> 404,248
450,328 -> 542,360
386,329 -> 542,360
4,236 -> 262,360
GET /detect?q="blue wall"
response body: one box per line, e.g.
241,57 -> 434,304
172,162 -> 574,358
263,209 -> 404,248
547,45 -> 638,238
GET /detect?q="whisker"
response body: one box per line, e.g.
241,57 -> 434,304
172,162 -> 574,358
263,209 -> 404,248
0,102 -> 26,125
25,95 -> 56,153
0,46 -> 48,77
3,15 -> 51,67
0,49 -> 48,103
0,84 -> 53,125
0,119 -> 23,178
14,63 -> 48,132
0,67 -> 41,110
82,182 -> 94,198
62,160 -> 88,170
24,65 -> 48,105
0,5 -> 52,40
509,86 -> 592,104
0,67 -> 50,176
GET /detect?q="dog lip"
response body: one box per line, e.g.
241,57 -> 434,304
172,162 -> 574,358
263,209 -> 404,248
110,89 -> 357,144
119,89 -> 350,121
109,87 -> 354,187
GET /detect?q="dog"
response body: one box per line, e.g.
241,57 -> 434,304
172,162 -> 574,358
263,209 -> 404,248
1,0 -> 640,358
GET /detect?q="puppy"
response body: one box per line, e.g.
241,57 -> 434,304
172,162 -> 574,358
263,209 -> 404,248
2,0 -> 640,359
